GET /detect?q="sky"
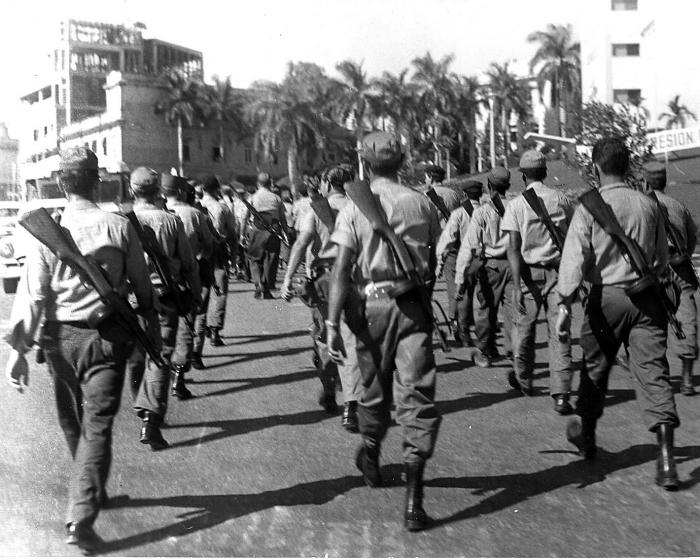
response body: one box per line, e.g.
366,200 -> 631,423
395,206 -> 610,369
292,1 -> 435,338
0,0 -> 582,136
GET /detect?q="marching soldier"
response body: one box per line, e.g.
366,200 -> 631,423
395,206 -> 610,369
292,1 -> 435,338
643,161 -> 698,395
245,172 -> 288,299
457,167 -> 513,367
557,137 -> 681,489
162,173 -> 213,396
198,175 -> 236,345
422,163 -> 462,221
327,132 -> 441,531
125,167 -> 202,450
501,150 -> 575,414
5,148 -> 157,553
435,179 -> 483,346
280,165 -> 362,431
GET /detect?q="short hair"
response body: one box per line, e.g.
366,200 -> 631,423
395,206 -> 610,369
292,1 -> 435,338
58,169 -> 99,196
326,166 -> 354,189
522,167 -> 547,182
592,137 -> 630,176
426,166 -> 446,182
366,156 -> 403,176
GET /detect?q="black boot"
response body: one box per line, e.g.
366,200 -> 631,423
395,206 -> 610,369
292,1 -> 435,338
342,401 -> 359,433
681,358 -> 696,396
451,319 -> 462,346
171,364 -> 194,400
553,393 -> 574,415
191,352 -> 204,370
355,443 -> 382,487
655,424 -> 679,490
404,461 -> 430,532
66,522 -> 104,554
140,411 -> 169,451
210,328 -> 224,347
566,417 -> 597,460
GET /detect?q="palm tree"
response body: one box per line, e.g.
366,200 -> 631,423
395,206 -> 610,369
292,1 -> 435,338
486,62 -> 526,162
334,60 -> 379,179
246,76 -> 325,187
205,75 -> 247,162
373,69 -> 420,161
527,23 -> 581,136
411,52 -> 457,167
659,95 -> 697,129
452,75 -> 483,173
154,71 -> 208,175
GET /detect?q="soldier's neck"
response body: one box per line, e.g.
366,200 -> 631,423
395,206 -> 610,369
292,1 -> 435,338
66,193 -> 96,204
598,174 -> 625,187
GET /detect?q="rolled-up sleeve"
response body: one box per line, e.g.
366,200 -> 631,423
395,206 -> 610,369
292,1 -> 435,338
557,207 -> 591,298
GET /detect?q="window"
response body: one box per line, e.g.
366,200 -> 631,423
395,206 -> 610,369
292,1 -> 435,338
183,144 -> 191,162
212,146 -> 222,162
91,140 -> 97,153
33,129 -> 38,141
244,148 -> 252,163
611,0 -> 637,9
613,89 -> 642,105
44,126 -> 48,137
612,43 -> 640,57
102,138 -> 107,156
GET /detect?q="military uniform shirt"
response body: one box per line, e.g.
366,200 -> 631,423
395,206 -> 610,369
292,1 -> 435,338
168,200 -> 214,261
557,183 -> 669,298
414,184 -> 462,219
331,177 -> 440,285
133,201 -> 201,295
655,191 -> 697,254
201,193 -> 236,240
455,196 -> 510,287
435,202 -> 481,258
6,199 -> 152,351
501,181 -> 574,266
292,196 -> 312,231
299,192 -> 349,261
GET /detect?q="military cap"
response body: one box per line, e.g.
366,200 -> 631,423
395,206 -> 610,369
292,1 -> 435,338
59,146 -> 99,172
487,166 -> 511,188
161,172 -> 187,195
425,163 -> 446,181
519,150 -> 547,170
360,131 -> 403,167
257,172 -> 272,187
461,179 -> 483,197
130,166 -> 159,193
202,175 -> 220,192
643,161 -> 666,189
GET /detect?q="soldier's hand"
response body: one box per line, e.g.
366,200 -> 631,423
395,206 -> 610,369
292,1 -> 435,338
280,279 -> 294,302
327,326 -> 346,365
556,305 -> 571,341
6,349 -> 29,393
513,287 -> 527,315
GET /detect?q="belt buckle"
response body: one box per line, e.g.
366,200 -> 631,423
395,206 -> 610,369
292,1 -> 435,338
363,282 -> 390,300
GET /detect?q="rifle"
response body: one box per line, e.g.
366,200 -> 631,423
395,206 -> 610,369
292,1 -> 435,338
119,204 -> 196,333
579,188 -> 685,339
461,198 -> 475,217
310,195 -> 337,233
19,207 -> 167,368
345,180 -> 450,353
521,188 -> 565,251
491,192 -> 506,218
234,190 -> 290,247
647,191 -> 700,290
425,188 -> 451,222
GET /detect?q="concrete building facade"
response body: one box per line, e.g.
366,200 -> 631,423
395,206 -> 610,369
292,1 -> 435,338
0,124 -> 20,200
581,0 -> 700,130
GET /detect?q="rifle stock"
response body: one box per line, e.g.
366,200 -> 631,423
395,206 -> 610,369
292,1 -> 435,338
579,188 -> 685,339
19,207 -> 167,368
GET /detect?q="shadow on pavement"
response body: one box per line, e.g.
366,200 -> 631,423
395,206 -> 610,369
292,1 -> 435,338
427,443 -> 700,527
191,369 -> 317,399
166,408 -> 334,449
101,475 -> 364,553
201,345 -> 309,370
222,329 -> 309,343
436,391 -> 517,415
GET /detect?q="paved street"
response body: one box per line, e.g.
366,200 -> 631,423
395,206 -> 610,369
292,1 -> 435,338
1,276 -> 699,556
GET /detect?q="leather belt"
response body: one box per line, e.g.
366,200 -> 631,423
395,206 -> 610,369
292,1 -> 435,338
361,278 -> 417,300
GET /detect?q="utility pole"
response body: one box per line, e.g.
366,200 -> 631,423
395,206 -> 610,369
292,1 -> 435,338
488,91 -> 496,169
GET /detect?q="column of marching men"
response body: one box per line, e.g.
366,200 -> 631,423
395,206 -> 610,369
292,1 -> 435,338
4,131 -> 699,553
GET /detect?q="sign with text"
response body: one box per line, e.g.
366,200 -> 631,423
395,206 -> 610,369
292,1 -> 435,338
648,126 -> 700,154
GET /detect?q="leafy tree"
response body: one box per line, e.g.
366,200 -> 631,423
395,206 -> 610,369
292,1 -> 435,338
486,62 -> 529,162
374,69 -> 420,162
205,75 -> 248,163
527,23 -> 581,136
154,71 -> 208,175
659,95 -> 697,129
451,75 -> 482,173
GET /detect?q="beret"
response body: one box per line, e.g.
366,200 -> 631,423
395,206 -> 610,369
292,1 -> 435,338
360,131 -> 403,167
161,173 -> 187,195
59,147 -> 99,172
203,175 -> 220,192
130,166 -> 159,193
487,166 -> 511,187
519,150 -> 547,170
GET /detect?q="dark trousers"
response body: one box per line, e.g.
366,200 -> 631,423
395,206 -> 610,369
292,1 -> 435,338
443,252 -> 473,339
249,234 -> 281,293
348,293 -> 441,463
669,282 -> 698,360
126,309 -> 178,419
43,320 -> 130,526
474,258 -> 512,356
576,285 -> 679,432
207,266 -> 228,330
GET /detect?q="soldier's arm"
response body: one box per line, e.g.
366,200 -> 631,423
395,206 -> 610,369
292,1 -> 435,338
283,232 -> 315,286
198,212 -> 214,260
124,222 -> 154,312
176,220 -> 202,305
557,207 -> 591,306
328,244 -> 354,327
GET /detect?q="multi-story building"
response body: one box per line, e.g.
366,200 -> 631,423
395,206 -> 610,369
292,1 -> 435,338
581,0 -> 700,130
0,124 -> 20,200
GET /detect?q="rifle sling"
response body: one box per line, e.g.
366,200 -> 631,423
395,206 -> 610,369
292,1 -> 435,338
426,188 -> 450,222
521,188 -> 564,251
462,199 -> 474,217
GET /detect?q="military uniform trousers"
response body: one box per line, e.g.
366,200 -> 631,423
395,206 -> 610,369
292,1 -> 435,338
126,308 -> 178,419
576,285 -> 679,432
42,320 -> 130,527
443,251 -> 473,338
512,266 -> 572,395
247,228 -> 281,293
194,259 -> 213,354
348,293 -> 441,463
474,258 -> 512,357
311,304 -> 362,402
669,280 -> 698,360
